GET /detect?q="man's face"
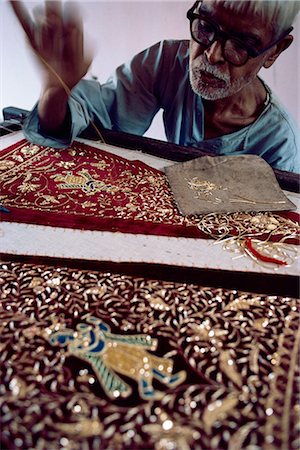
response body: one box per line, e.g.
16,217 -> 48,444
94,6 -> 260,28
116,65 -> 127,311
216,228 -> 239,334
189,0 -> 275,100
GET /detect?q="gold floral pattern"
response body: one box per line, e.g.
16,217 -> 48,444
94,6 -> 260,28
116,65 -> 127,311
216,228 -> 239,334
0,140 -> 187,229
0,160 -> 15,171
0,261 -> 299,449
186,177 -> 227,203
20,144 -> 40,156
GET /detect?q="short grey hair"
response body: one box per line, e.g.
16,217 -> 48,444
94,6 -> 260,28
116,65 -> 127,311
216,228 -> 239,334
219,0 -> 300,37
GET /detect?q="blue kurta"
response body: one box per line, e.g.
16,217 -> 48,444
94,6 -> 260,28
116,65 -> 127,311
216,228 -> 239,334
23,40 -> 300,173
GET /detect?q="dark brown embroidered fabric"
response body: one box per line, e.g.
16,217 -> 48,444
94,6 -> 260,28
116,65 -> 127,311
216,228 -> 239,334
1,261 -> 299,449
165,155 -> 296,215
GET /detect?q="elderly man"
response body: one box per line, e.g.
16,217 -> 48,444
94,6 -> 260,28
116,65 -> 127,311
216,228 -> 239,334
11,0 -> 300,172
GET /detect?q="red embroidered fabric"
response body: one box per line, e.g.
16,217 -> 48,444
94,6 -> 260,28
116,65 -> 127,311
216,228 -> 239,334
0,139 -> 299,243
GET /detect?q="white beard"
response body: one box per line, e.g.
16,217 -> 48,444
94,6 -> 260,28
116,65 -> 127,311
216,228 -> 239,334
189,57 -> 254,100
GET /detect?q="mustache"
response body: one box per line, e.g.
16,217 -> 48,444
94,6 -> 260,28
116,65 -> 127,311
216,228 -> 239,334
193,58 -> 230,83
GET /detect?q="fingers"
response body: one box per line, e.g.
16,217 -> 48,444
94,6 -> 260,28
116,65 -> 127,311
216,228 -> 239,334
9,0 -> 34,40
63,1 -> 81,28
32,2 -> 64,57
45,1 -> 63,34
10,0 -> 92,89
63,2 -> 84,63
45,1 -> 62,18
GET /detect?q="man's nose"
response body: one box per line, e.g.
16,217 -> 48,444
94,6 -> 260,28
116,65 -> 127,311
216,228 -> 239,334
204,40 -> 225,65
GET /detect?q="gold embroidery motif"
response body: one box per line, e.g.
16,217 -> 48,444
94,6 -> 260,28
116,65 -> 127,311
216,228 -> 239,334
49,316 -> 186,400
55,418 -> 104,437
0,160 -> 15,171
52,170 -> 120,195
11,154 -> 24,162
186,177 -> 228,204
187,178 -> 219,195
56,161 -> 76,169
20,145 -> 40,156
91,161 -> 110,170
203,393 -> 240,434
38,195 -> 60,205
17,182 -> 40,193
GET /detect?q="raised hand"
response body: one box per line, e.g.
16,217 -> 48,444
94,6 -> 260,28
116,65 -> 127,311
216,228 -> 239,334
10,0 -> 93,91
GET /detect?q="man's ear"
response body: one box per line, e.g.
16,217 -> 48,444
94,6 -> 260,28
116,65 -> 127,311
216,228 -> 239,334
263,35 -> 293,68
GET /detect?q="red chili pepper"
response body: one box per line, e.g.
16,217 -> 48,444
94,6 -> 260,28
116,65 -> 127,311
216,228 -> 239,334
244,238 -> 288,266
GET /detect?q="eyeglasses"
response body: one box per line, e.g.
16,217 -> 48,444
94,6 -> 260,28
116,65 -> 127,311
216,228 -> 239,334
187,1 -> 293,67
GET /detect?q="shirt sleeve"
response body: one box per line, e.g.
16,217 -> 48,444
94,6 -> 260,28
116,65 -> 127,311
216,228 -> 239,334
22,41 -> 172,148
244,101 -> 300,174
